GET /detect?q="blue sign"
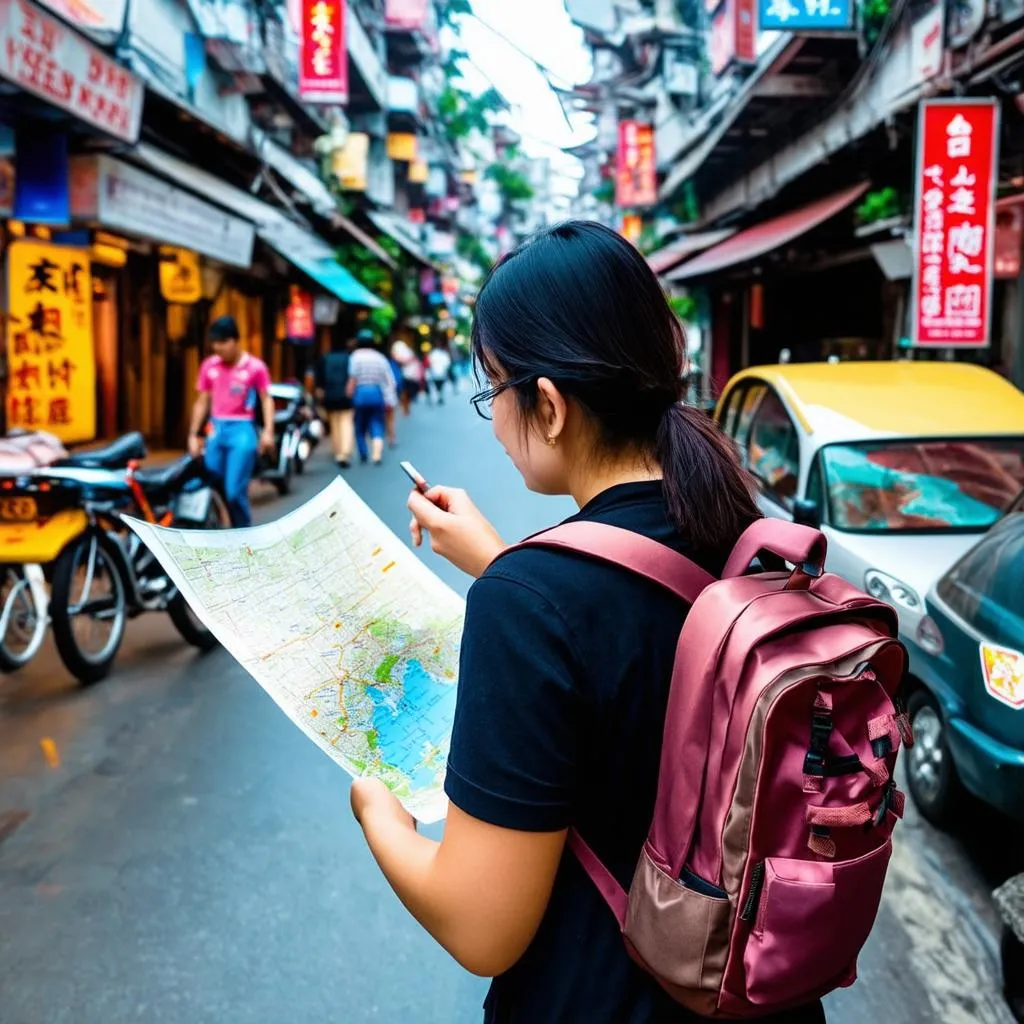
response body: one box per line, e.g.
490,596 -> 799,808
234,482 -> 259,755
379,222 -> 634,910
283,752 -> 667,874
757,0 -> 853,30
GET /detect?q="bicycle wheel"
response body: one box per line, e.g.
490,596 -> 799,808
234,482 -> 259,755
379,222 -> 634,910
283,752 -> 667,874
50,532 -> 127,685
0,566 -> 46,673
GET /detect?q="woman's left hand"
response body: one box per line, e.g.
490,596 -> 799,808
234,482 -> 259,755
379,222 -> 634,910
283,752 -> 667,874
351,776 -> 416,831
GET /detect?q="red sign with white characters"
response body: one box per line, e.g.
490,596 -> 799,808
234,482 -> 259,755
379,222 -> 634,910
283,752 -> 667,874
286,288 -> 315,343
299,0 -> 347,104
0,0 -> 143,142
912,99 -> 999,348
615,121 -> 656,208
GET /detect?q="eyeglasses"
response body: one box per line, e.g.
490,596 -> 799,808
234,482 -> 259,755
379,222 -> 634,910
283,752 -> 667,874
470,374 -> 537,421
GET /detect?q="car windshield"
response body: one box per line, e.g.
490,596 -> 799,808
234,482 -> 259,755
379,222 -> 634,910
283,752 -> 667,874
821,439 -> 1024,532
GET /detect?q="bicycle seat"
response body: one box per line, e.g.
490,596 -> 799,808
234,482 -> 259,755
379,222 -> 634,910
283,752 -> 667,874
133,455 -> 205,492
56,432 -> 147,469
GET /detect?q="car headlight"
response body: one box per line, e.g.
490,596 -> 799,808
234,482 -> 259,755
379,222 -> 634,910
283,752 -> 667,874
864,569 -> 922,611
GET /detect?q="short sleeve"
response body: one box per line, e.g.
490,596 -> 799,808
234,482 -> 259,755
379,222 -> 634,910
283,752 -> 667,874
253,359 -> 272,393
445,573 -> 583,832
196,358 -> 213,392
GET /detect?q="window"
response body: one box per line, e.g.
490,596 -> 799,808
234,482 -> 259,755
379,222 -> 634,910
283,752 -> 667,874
820,438 -> 1024,533
719,385 -> 746,438
806,456 -> 826,517
937,511 -> 1024,648
734,384 -> 767,450
747,389 -> 799,509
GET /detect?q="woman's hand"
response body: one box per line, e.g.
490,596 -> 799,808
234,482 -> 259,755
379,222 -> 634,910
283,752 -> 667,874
408,486 -> 506,579
351,776 -> 416,832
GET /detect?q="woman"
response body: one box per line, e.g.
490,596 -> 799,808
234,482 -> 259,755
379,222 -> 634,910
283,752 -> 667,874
346,329 -> 397,466
351,222 -> 823,1023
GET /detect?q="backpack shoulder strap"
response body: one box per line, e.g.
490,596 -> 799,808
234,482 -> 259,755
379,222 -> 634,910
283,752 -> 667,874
507,521 -> 715,606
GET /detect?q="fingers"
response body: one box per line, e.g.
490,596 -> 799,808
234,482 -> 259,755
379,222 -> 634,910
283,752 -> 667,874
407,489 -> 446,531
409,515 -> 422,547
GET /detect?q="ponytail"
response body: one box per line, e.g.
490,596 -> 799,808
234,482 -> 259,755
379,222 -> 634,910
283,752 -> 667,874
654,404 -> 761,551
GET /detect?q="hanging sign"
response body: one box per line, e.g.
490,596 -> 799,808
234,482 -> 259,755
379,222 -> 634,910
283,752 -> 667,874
387,132 -> 418,162
158,246 -> 202,304
299,0 -> 347,104
286,286 -> 315,343
621,214 -> 642,244
911,99 -> 999,348
314,295 -> 340,325
0,0 -> 144,143
615,121 -> 656,208
711,0 -> 756,76
332,132 -> 368,191
758,0 -> 853,30
6,240 -> 95,442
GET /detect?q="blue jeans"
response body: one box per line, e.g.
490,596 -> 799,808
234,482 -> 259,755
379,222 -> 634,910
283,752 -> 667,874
204,418 -> 258,527
354,404 -> 386,461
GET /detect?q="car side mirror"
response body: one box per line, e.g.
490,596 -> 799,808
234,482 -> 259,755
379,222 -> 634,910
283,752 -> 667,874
792,497 -> 821,529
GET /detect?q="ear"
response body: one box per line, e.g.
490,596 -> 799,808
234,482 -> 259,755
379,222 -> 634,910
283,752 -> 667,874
535,377 -> 568,441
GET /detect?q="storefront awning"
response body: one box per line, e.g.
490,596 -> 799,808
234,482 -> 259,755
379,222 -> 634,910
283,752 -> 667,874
647,229 -> 736,276
261,223 -> 384,309
667,183 -> 870,282
366,210 -> 435,268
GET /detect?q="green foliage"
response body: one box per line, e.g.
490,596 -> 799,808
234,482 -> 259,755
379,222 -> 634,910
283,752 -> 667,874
367,303 -> 397,338
486,162 -> 534,203
457,233 -> 493,277
668,294 -> 698,323
854,187 -> 902,225
337,242 -> 394,299
670,180 -> 700,224
394,271 -> 422,320
439,83 -> 506,142
592,177 -> 615,205
861,0 -> 891,46
638,222 -> 661,256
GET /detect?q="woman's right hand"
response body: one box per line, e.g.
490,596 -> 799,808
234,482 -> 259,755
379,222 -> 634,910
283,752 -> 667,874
408,486 -> 506,579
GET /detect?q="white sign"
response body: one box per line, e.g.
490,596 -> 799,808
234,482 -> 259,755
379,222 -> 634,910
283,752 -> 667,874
0,0 -> 143,142
70,155 -> 255,268
37,0 -> 126,35
908,0 -> 945,91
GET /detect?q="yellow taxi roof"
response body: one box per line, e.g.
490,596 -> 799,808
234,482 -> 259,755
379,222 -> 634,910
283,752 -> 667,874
729,362 -> 1024,440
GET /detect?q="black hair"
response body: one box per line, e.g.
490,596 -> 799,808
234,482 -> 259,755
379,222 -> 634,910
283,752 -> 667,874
209,315 -> 239,342
471,220 -> 760,551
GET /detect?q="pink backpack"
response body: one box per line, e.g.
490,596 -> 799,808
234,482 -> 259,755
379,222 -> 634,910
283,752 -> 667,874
518,516 -> 910,1018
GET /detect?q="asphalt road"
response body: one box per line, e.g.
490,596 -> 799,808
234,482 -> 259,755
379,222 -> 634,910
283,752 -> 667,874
0,386 -> 1019,1024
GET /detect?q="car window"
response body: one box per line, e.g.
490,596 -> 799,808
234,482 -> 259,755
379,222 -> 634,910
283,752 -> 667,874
937,511 -> 1024,648
747,389 -> 799,509
806,456 -> 825,517
734,384 -> 767,449
719,385 -> 746,438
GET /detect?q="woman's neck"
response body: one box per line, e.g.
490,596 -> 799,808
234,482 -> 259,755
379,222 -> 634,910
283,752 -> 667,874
569,451 -> 662,510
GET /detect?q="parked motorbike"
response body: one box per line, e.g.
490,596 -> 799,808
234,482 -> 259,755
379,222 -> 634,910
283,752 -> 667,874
255,382 -> 319,495
292,384 -> 325,474
0,433 -> 229,683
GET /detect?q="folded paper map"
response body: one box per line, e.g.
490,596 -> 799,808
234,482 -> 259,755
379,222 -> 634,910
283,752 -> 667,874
128,479 -> 464,823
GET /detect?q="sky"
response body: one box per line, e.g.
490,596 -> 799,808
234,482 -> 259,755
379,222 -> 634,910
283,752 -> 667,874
446,0 -> 597,192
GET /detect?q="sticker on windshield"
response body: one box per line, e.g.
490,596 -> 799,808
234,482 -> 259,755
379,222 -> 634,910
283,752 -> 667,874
979,642 -> 1024,710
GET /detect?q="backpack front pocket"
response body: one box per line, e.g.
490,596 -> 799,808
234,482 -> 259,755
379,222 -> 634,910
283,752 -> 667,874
741,840 -> 892,1005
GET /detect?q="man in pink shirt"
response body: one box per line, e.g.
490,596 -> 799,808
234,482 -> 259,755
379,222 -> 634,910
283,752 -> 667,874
187,316 -> 275,527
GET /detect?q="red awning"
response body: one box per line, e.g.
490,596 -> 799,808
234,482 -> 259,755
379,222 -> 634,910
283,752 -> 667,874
667,182 -> 870,282
647,229 -> 736,276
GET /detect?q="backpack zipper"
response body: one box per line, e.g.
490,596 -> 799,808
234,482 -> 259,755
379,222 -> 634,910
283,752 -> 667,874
739,861 -> 765,922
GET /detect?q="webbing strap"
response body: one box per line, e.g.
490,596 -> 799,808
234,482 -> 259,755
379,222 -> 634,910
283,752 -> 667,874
567,828 -> 628,930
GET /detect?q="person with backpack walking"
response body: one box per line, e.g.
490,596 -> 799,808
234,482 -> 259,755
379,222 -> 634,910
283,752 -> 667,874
314,333 -> 355,470
350,222 -> 908,1023
346,329 -> 397,466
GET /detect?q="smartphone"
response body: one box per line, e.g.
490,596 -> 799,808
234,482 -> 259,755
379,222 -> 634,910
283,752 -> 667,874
400,461 -> 430,494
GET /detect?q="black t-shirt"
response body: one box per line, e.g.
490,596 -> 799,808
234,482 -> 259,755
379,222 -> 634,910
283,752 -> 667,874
445,481 -> 826,1024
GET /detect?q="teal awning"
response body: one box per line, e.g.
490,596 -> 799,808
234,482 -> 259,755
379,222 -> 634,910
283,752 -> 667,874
260,225 -> 384,309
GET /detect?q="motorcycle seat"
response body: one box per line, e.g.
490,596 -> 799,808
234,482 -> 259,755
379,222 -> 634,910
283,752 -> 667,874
57,432 -> 147,469
134,455 -> 205,492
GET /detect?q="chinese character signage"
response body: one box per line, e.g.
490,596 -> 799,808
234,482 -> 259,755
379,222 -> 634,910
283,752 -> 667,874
0,0 -> 144,143
385,0 -> 428,29
6,241 -> 95,442
615,121 -> 656,208
299,0 -> 347,104
758,0 -> 853,30
158,247 -> 202,305
912,99 -> 999,348
286,287 -> 315,343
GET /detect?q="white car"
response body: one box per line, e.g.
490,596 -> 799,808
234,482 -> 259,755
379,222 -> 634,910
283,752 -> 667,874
714,361 -> 1024,635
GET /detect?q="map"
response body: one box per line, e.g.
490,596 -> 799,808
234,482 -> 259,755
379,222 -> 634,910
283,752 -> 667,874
128,479 -> 464,823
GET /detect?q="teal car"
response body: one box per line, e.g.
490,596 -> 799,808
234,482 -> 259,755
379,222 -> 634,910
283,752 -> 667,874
904,490 -> 1024,825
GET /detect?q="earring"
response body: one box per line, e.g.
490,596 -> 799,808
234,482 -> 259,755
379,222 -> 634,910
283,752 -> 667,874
546,435 -> 557,447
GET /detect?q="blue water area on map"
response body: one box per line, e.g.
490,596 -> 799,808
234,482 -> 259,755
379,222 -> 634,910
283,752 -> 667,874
366,659 -> 457,787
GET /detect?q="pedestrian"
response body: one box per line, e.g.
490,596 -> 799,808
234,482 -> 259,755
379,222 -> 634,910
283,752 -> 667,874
314,332 -> 356,470
346,328 -> 397,466
188,315 -> 274,528
386,343 -> 403,449
427,342 -> 452,405
350,223 -> 823,1023
391,338 -> 420,416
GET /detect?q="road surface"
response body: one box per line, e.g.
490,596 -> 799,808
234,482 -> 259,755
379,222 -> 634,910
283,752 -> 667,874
0,389 -> 1018,1023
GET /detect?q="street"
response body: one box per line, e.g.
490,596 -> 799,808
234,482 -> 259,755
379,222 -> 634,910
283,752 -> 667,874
0,391 -> 1019,1024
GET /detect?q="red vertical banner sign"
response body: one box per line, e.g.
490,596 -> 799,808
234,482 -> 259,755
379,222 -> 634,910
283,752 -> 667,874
616,121 -> 657,208
912,99 -> 999,348
299,0 -> 348,104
